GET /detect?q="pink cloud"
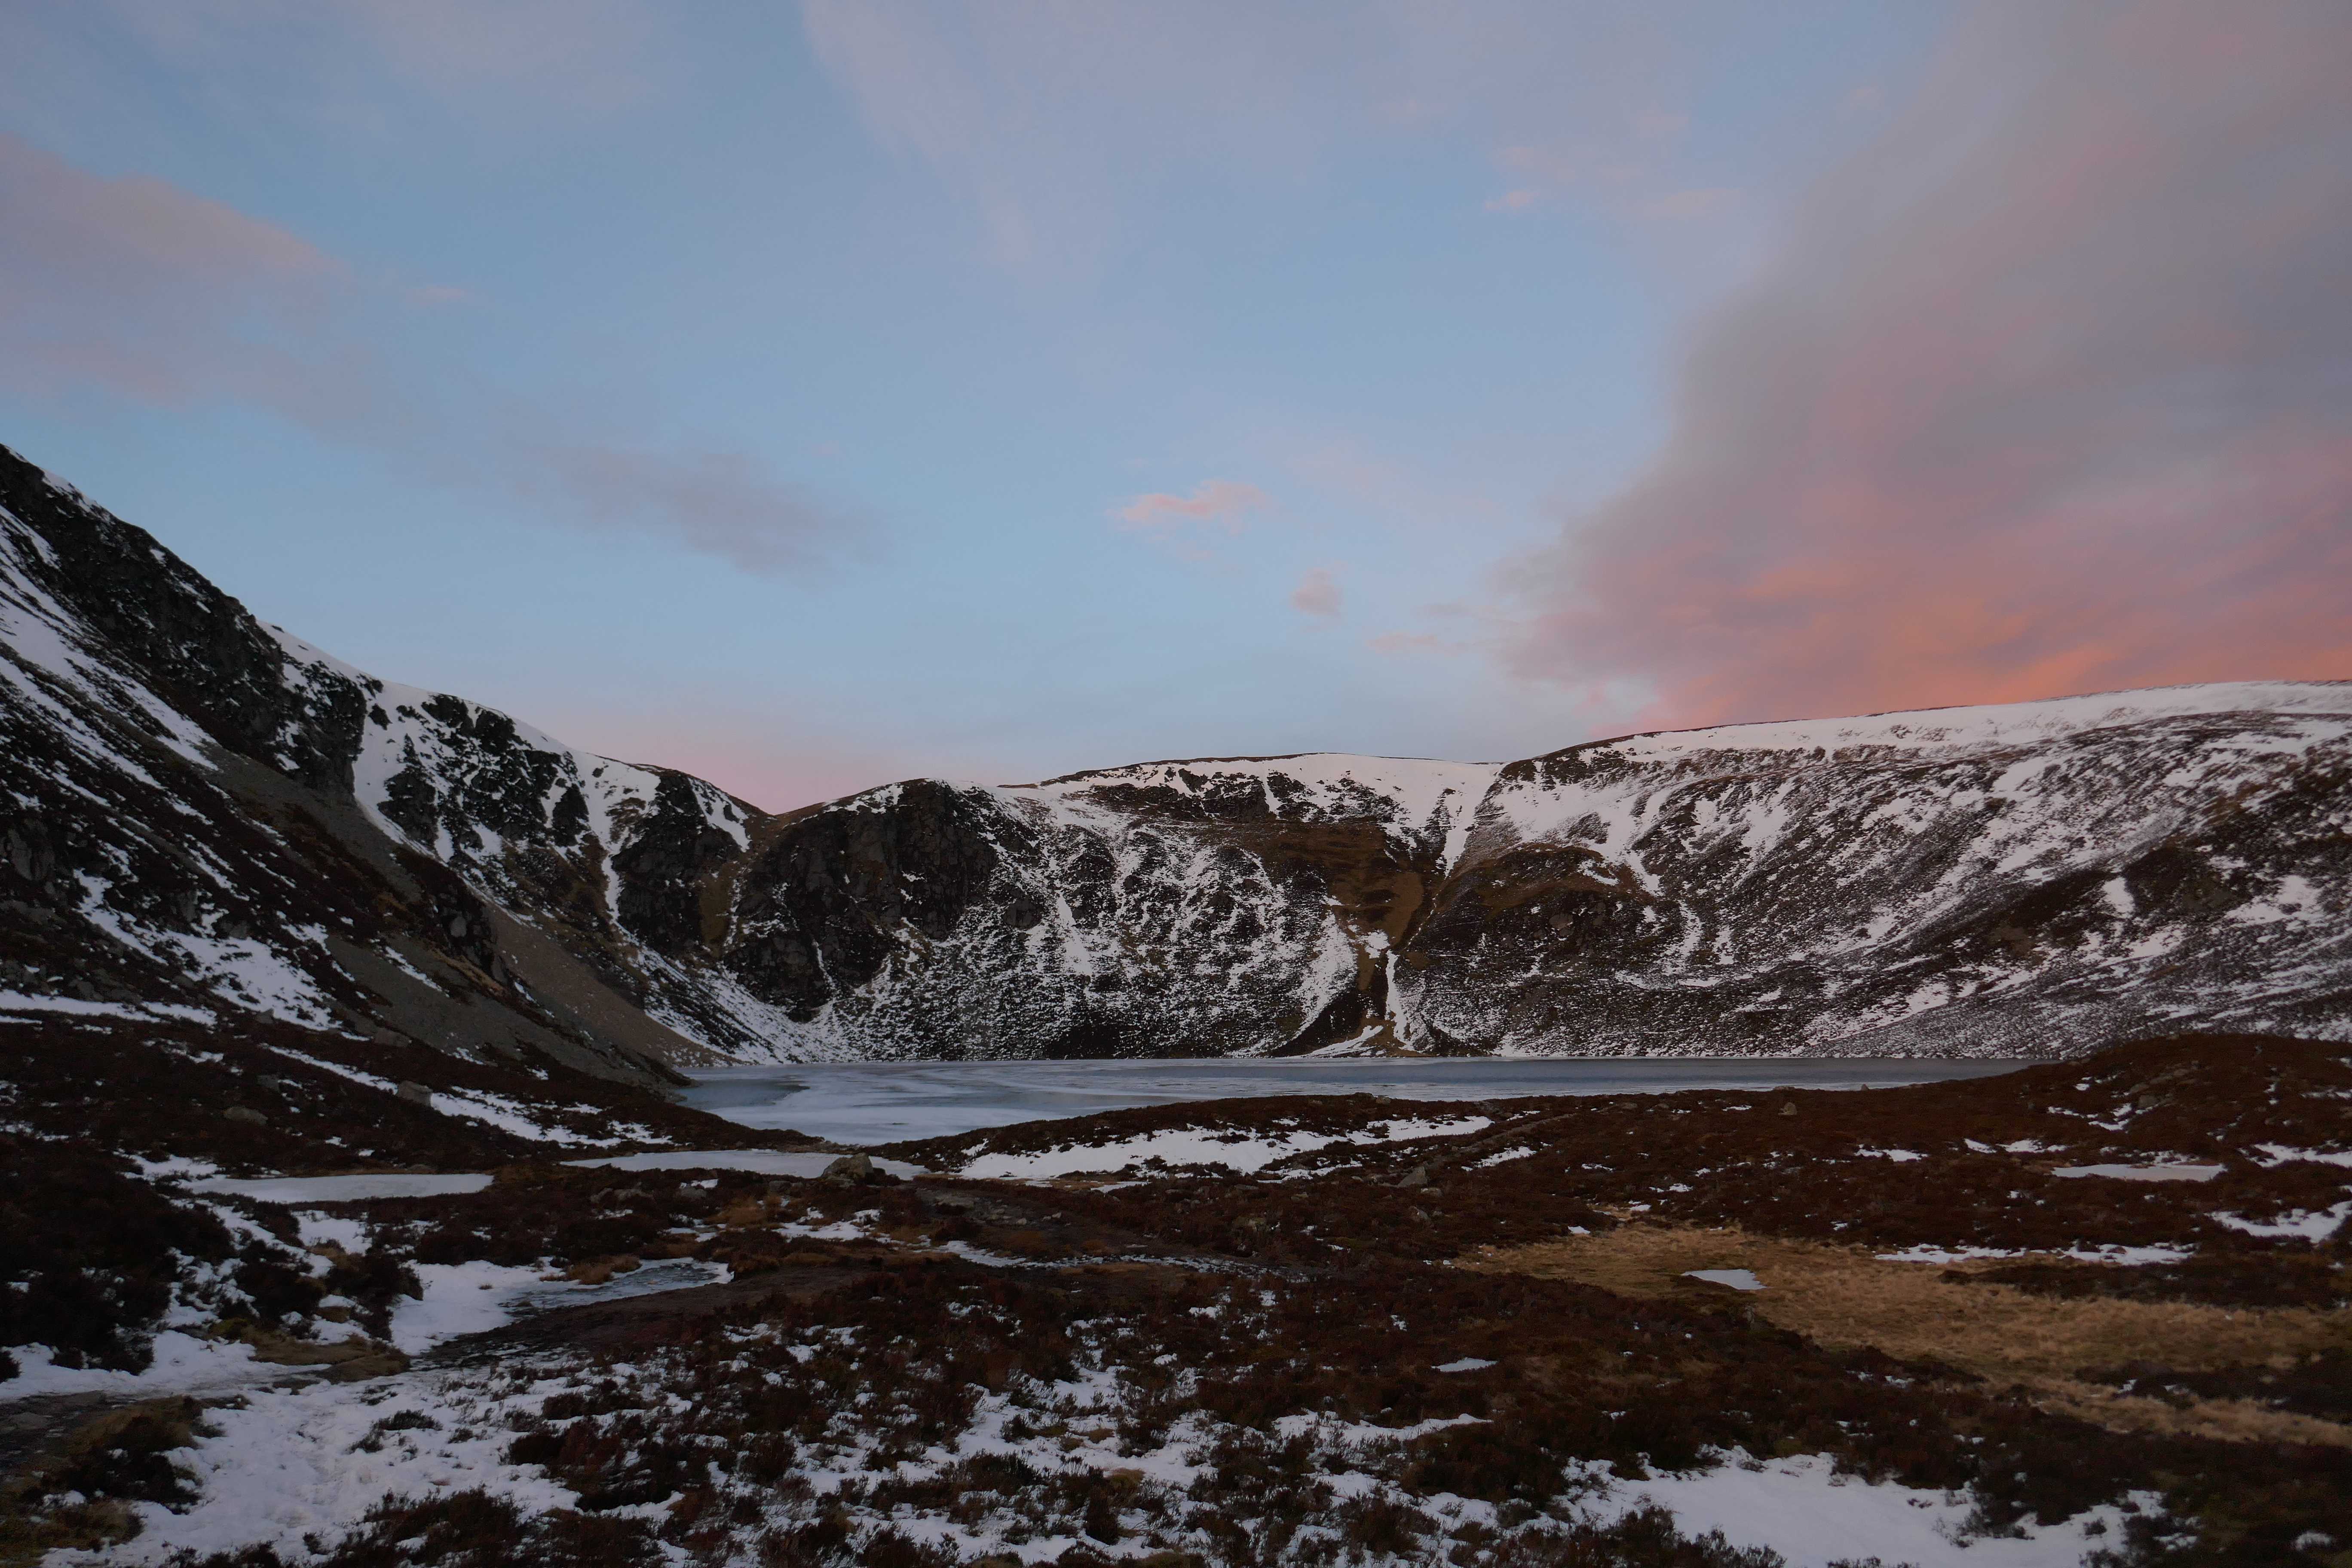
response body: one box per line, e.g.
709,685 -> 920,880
0,133 -> 861,573
0,133 -> 347,406
1289,567 -> 1342,618
538,705 -> 949,815
1368,631 -> 1447,655
1501,0 -> 2352,729
100,0 -> 670,131
1112,480 -> 1267,533
1641,187 -> 1737,222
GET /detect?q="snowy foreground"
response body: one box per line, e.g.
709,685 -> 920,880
32,1198 -> 2139,1568
7,1031 -> 2349,1567
57,1334 -> 2139,1568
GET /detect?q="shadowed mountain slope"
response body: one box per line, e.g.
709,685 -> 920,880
5,440 -> 2349,1063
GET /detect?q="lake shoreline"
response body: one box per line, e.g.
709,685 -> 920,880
678,1054 -> 2030,1146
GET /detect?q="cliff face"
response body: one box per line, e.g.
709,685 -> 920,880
6,441 -> 2348,1063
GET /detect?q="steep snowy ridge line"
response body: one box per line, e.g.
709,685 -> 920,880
0,448 -> 689,1090
1018,752 -> 1500,866
1583,681 -> 2352,761
3,438 -> 2349,1063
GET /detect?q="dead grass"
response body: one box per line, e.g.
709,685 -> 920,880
1469,1223 -> 2352,1447
2034,1381 -> 2352,1449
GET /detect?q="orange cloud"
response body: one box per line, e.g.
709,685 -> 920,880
1501,0 -> 2352,729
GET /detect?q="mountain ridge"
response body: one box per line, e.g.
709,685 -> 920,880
5,439 -> 2349,1066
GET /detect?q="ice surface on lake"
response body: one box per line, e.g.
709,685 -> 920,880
566,1148 -> 926,1178
189,1174 -> 494,1203
681,1056 -> 2026,1147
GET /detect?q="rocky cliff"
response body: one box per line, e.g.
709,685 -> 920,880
0,444 -> 707,1087
6,441 -> 2348,1063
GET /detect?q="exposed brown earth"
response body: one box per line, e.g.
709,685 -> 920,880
1464,1224 -> 2352,1448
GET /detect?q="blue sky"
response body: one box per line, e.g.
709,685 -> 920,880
18,2 -> 2338,812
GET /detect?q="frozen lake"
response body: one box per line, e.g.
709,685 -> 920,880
680,1055 -> 2029,1147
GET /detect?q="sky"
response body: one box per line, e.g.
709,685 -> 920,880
1,0 -> 2345,812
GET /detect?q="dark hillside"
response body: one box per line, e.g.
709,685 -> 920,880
8,438 -> 2348,1064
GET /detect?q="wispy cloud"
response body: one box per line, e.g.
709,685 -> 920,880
462,435 -> 866,575
1112,480 -> 1267,533
1498,0 -> 2352,729
1289,567 -> 1342,619
1368,631 -> 1449,654
93,0 -> 671,133
0,134 -> 864,573
1640,187 -> 1737,222
1484,141 -> 1615,212
799,0 -> 1684,266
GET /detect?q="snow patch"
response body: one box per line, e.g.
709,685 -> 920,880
2050,1162 -> 2224,1182
1583,1450 -> 2158,1568
2212,1201 -> 2352,1240
958,1115 -> 1491,1179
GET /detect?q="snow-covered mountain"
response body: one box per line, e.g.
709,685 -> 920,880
6,440 -> 2349,1064
1421,689 -> 2352,1055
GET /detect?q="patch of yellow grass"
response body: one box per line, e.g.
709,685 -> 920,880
1467,1225 -> 2352,1448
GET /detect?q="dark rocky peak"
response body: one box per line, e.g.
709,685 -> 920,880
0,441 -> 701,1087
0,444 -> 364,791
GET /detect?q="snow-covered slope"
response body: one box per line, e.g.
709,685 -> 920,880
6,439 -> 2348,1063
0,447 -> 702,1083
1414,685 -> 2352,1056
